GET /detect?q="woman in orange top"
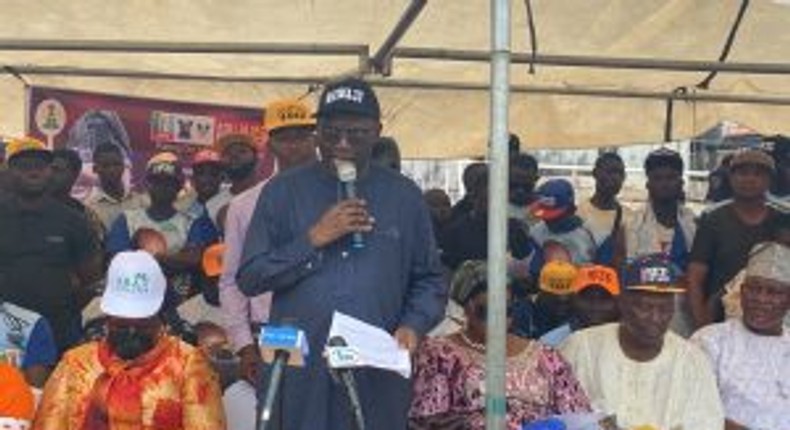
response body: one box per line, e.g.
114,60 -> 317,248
33,251 -> 225,430
0,363 -> 35,429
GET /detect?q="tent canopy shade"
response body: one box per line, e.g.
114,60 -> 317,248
1,0 -> 790,157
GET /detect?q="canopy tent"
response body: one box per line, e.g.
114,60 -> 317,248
2,0 -> 790,158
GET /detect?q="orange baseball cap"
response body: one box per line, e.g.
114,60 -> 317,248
0,363 -> 35,422
572,265 -> 621,296
202,243 -> 226,277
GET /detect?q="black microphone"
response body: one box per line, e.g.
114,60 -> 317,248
335,160 -> 365,249
327,336 -> 366,430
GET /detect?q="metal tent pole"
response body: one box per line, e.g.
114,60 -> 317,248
486,0 -> 510,429
369,0 -> 428,75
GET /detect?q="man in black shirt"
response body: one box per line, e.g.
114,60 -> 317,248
0,138 -> 101,353
448,161 -> 487,224
688,148 -> 779,328
440,170 -> 532,271
50,148 -> 105,247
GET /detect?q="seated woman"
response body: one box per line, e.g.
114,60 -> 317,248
409,260 -> 591,430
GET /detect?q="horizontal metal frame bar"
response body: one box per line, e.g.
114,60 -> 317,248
371,78 -> 790,106
7,65 -> 790,106
394,47 -> 790,75
0,39 -> 370,56
5,65 -> 326,84
5,40 -> 789,75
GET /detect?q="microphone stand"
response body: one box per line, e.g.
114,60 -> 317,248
341,369 -> 366,430
257,350 -> 289,430
327,335 -> 366,430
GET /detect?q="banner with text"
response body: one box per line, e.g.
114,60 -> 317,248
27,86 -> 273,197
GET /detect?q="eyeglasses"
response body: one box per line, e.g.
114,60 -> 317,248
319,125 -> 376,146
9,157 -> 50,171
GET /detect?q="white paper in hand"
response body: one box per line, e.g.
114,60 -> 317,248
327,311 -> 411,378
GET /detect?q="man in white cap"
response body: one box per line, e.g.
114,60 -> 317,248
692,242 -> 790,430
34,251 -> 225,430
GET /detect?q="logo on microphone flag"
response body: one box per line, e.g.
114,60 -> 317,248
326,345 -> 362,368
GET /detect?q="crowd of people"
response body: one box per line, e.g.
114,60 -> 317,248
0,77 -> 788,430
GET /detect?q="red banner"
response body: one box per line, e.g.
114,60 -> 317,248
26,86 -> 273,198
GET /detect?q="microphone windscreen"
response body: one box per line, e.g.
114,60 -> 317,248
334,160 -> 357,182
327,336 -> 348,347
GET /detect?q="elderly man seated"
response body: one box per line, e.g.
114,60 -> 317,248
693,242 -> 790,430
560,254 -> 724,430
33,251 -> 225,430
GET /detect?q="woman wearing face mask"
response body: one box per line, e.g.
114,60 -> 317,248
33,251 -> 226,430
408,260 -> 591,430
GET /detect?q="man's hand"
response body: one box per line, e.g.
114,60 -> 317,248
237,344 -> 262,386
394,326 -> 420,355
308,199 -> 374,248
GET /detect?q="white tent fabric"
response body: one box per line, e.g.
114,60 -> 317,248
1,0 -> 790,157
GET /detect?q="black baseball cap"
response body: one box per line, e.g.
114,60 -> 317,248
316,77 -> 380,120
644,148 -> 684,174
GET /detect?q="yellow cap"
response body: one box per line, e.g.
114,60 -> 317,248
5,136 -> 51,162
264,98 -> 316,132
539,261 -> 579,295
146,151 -> 179,168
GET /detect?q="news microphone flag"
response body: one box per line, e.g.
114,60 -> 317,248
326,343 -> 362,369
258,325 -> 309,367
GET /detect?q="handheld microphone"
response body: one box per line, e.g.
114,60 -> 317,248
334,160 -> 365,249
326,336 -> 366,430
257,325 -> 309,430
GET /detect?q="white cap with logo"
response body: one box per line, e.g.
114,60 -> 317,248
101,250 -> 167,318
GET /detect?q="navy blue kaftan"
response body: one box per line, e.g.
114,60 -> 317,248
238,162 -> 447,430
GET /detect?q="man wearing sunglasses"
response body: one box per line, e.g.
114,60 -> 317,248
238,77 -> 446,430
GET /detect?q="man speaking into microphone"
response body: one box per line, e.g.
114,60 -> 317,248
238,77 -> 447,430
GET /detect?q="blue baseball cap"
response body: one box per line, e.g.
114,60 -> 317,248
621,254 -> 683,294
529,179 -> 575,221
